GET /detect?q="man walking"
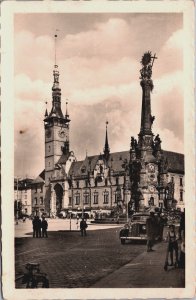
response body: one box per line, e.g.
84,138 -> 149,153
80,218 -> 88,236
41,217 -> 48,238
146,210 -> 156,252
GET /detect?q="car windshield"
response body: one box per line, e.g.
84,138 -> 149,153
132,215 -> 148,222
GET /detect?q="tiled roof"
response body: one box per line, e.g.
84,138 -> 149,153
68,151 -> 130,177
163,150 -> 184,174
32,173 -> 45,184
67,150 -> 184,177
57,154 -> 69,165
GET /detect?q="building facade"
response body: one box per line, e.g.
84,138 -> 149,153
28,52 -> 184,217
14,178 -> 33,217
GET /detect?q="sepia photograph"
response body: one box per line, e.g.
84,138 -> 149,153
1,1 -> 195,299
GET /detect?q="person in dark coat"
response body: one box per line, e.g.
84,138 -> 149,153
37,216 -> 42,238
41,217 -> 48,238
80,218 -> 88,236
32,216 -> 38,238
165,225 -> 178,268
179,211 -> 185,240
146,211 -> 156,252
156,212 -> 164,241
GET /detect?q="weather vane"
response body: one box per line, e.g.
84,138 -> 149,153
54,29 -> 59,68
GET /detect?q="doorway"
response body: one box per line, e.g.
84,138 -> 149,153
54,183 -> 63,213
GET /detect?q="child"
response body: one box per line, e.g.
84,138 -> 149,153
164,225 -> 178,270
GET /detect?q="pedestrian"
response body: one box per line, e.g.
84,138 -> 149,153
41,217 -> 48,238
156,212 -> 164,241
80,218 -> 88,236
164,225 -> 178,270
178,230 -> 185,268
146,210 -> 156,252
37,216 -> 42,238
32,216 -> 37,238
179,211 -> 185,240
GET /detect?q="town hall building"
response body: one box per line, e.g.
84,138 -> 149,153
30,52 -> 185,217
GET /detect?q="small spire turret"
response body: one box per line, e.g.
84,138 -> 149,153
103,121 -> 110,160
65,100 -> 70,122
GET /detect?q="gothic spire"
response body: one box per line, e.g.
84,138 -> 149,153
49,32 -> 64,119
103,121 -> 110,160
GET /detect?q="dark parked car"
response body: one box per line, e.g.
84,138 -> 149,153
119,212 -> 161,244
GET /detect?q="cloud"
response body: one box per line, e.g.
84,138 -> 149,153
158,128 -> 184,154
164,29 -> 183,50
60,18 -> 132,60
15,73 -> 51,101
13,16 -> 184,177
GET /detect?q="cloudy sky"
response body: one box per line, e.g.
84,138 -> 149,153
14,13 -> 183,178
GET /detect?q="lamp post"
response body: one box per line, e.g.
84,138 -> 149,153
124,190 -> 130,222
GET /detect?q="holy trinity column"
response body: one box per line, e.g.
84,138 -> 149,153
129,52 -> 169,211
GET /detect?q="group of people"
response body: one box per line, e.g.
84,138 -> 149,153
146,210 -> 185,270
32,216 -> 48,238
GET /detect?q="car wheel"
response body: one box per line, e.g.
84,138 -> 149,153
121,239 -> 125,245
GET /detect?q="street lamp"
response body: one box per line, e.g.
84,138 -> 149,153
124,190 -> 130,222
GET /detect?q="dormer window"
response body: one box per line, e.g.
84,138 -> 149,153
81,166 -> 86,173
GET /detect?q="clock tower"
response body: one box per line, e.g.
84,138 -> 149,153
43,37 -> 76,215
44,65 -> 70,187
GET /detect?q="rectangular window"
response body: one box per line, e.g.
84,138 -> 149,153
40,197 -> 43,205
85,180 -> 88,188
171,176 -> 174,183
84,193 -> 89,205
114,192 -> 118,203
105,179 -> 108,186
116,177 -> 119,185
180,177 -> 183,186
103,191 -> 109,204
75,194 -> 80,205
68,197 -> 72,206
93,192 -> 98,204
35,197 -> 37,205
180,190 -> 183,201
76,181 -> 79,189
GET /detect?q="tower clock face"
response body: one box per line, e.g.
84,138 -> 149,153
46,128 -> 51,138
58,129 -> 66,138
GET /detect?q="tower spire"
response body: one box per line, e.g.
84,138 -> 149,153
54,29 -> 59,68
103,121 -> 110,160
48,31 -> 64,119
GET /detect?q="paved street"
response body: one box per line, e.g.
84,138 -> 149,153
15,219 -> 185,288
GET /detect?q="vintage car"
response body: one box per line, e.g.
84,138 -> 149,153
119,212 -> 160,244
